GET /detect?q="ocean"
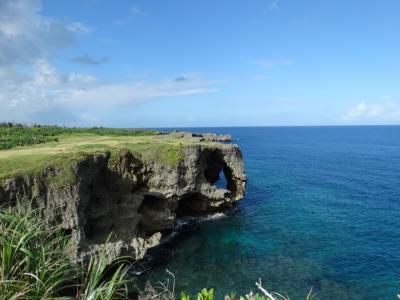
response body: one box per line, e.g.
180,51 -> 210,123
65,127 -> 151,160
138,126 -> 400,299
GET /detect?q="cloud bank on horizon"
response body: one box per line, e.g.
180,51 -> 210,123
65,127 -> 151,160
342,100 -> 400,122
0,0 -> 399,127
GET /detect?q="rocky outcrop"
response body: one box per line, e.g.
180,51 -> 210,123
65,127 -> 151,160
166,131 -> 232,142
0,138 -> 246,261
199,133 -> 232,142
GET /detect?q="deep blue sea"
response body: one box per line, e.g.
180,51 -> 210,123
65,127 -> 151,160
140,126 -> 400,299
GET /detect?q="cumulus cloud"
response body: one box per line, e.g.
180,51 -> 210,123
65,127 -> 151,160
0,0 -> 90,66
59,78 -> 218,110
0,0 -> 219,124
33,59 -> 64,86
342,101 -> 400,122
66,22 -> 92,33
68,72 -> 98,83
0,59 -> 94,114
0,59 -> 218,123
255,59 -> 294,69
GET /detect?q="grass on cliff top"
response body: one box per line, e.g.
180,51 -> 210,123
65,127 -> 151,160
0,123 -> 158,150
0,131 -> 224,180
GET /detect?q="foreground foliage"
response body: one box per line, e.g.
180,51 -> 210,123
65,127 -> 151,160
139,274 -> 314,300
0,123 -> 157,150
0,204 -> 132,299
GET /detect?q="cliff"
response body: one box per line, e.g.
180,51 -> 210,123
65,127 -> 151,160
0,132 -> 246,261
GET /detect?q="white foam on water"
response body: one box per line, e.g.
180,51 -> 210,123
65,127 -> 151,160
201,212 -> 226,221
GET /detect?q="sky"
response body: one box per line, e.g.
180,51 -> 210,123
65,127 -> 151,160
1,0 -> 400,127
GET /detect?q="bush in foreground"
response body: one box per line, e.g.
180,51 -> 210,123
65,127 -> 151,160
139,279 -> 313,300
0,204 -> 131,299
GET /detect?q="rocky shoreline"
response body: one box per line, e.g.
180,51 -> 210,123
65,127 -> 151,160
0,132 -> 246,262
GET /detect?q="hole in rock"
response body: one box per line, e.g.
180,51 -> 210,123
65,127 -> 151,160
203,150 -> 236,195
214,170 -> 228,189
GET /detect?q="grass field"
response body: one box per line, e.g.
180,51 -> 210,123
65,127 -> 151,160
0,123 -> 158,150
0,136 -> 180,180
0,125 -> 222,180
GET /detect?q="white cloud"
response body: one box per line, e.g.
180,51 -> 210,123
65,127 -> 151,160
0,0 -> 220,125
33,59 -> 64,86
0,59 -> 219,123
66,22 -> 92,33
0,0 -> 90,66
342,102 -> 367,120
342,101 -> 400,122
59,79 -> 218,110
255,59 -> 294,69
68,73 -> 97,84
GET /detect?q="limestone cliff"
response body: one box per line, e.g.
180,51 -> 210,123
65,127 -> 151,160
0,135 -> 246,261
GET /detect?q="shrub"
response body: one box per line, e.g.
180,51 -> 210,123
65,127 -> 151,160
0,203 -> 133,299
138,273 -> 314,300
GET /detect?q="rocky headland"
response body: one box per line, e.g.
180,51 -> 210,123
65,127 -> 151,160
0,131 -> 246,262
165,131 -> 233,142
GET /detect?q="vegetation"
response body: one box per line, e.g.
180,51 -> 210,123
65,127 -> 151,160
118,142 -> 184,166
0,127 -> 193,181
0,203 -> 132,299
0,123 -> 231,182
0,123 -> 157,150
140,277 -> 314,300
0,140 -> 185,181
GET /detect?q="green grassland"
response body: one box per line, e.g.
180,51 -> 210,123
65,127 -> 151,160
0,123 -> 158,150
0,124 -> 222,181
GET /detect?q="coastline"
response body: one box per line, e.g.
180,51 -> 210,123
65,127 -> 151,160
0,128 -> 247,263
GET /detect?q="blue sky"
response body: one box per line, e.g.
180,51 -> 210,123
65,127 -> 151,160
1,0 -> 400,127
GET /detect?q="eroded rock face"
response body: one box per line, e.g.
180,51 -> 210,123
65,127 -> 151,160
0,142 -> 246,261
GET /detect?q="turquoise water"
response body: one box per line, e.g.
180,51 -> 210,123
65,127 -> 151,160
140,126 -> 400,299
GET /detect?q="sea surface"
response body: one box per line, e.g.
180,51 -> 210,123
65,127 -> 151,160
138,126 -> 400,300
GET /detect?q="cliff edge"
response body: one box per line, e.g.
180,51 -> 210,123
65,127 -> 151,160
0,132 -> 246,261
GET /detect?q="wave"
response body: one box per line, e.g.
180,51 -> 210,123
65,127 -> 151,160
200,212 -> 227,221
